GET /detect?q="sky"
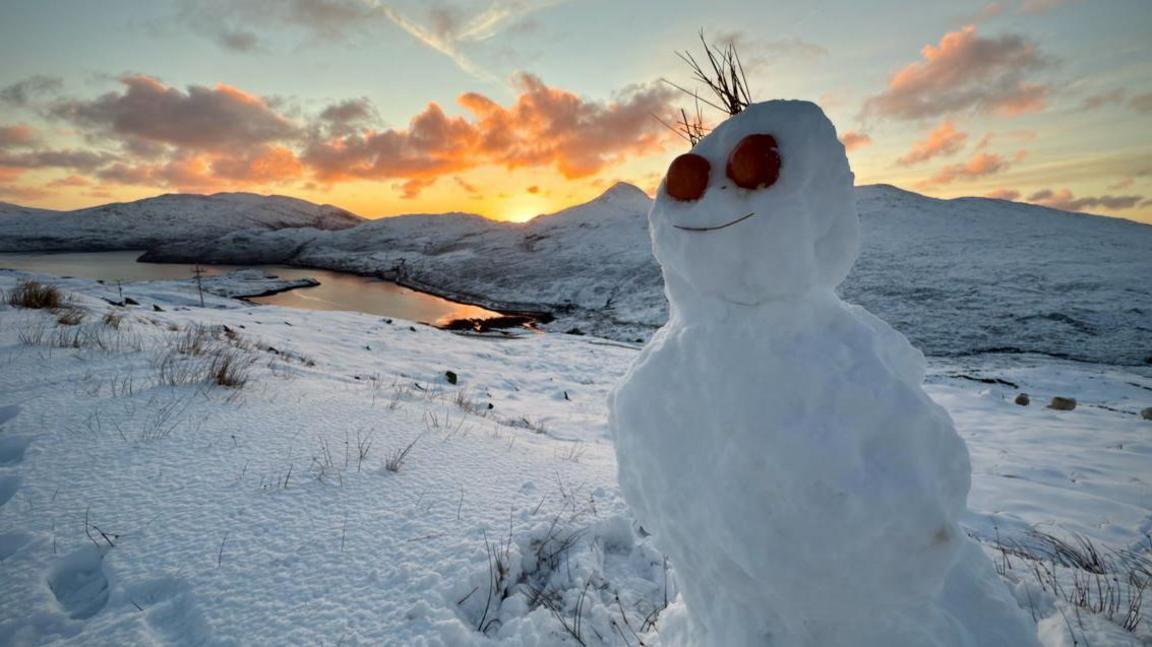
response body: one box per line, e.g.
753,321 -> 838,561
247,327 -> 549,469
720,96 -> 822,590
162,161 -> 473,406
1,0 -> 1150,223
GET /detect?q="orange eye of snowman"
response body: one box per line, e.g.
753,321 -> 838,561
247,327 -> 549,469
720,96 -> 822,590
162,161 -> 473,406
665,153 -> 711,202
726,134 -> 781,190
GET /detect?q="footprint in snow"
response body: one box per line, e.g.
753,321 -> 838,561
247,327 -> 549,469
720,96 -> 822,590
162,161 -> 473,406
0,474 -> 19,508
47,546 -> 111,620
123,576 -> 215,647
0,530 -> 32,560
0,434 -> 32,467
0,404 -> 20,427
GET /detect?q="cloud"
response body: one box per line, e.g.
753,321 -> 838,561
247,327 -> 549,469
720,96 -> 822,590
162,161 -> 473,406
1080,88 -> 1126,111
714,31 -> 828,71
959,3 -> 1004,24
396,176 -> 437,199
379,6 -> 494,80
211,145 -> 304,183
0,124 -> 39,149
1027,188 -> 1143,212
0,149 -> 118,171
51,75 -> 300,151
1130,92 -> 1152,113
376,0 -> 569,80
985,188 -> 1020,200
0,76 -> 63,107
896,121 -> 967,166
302,73 -> 676,194
9,71 -> 675,198
94,163 -> 156,185
863,26 -> 1051,121
453,176 -> 478,194
1019,0 -> 1066,13
838,131 -> 872,151
217,27 -> 261,52
0,184 -> 51,202
46,175 -> 93,188
317,97 -> 379,135
181,0 -> 377,45
919,151 -> 1016,187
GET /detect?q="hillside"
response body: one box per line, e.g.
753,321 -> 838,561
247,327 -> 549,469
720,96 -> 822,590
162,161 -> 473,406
139,183 -> 1152,366
0,192 -> 363,252
0,273 -> 1148,645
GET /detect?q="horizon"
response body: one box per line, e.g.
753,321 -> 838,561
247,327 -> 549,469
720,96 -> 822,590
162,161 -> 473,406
2,0 -> 1151,224
6,180 -> 1152,229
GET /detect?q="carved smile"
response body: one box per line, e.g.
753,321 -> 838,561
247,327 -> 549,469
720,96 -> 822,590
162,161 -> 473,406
673,211 -> 756,232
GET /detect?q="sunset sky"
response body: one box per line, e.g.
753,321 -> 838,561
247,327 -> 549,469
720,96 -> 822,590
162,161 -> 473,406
1,0 -> 1150,223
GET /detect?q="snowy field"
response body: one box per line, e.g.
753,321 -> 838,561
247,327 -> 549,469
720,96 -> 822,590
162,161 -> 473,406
1,272 -> 1149,646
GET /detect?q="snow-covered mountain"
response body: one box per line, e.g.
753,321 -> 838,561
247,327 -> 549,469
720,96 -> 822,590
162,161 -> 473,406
137,182 -> 1152,366
0,192 -> 363,252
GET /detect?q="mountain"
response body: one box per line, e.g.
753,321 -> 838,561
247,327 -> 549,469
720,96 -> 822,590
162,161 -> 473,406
140,183 -> 1152,365
0,192 -> 363,252
5,184 -> 1150,364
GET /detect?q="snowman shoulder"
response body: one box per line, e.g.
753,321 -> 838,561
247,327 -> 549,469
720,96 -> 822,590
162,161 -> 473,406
843,303 -> 927,385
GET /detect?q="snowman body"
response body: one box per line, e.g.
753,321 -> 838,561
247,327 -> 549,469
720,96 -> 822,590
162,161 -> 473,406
609,101 -> 1038,646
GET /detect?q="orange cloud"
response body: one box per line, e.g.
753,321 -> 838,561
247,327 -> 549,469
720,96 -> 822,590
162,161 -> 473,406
1027,188 -> 1144,212
46,175 -> 93,188
211,145 -> 304,183
303,73 -> 676,195
897,121 -> 967,166
985,188 -> 1020,200
9,72 -> 676,201
919,151 -> 1015,187
0,124 -> 38,149
51,75 -> 299,151
453,176 -> 478,194
839,131 -> 872,151
864,26 -> 1050,120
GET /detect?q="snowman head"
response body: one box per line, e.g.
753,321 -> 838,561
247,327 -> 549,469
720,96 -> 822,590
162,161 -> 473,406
650,100 -> 858,311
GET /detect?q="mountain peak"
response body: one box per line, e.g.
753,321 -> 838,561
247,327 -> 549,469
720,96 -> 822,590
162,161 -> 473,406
597,182 -> 650,202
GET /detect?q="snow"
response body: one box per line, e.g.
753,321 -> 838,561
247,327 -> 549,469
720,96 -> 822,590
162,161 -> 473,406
129,183 -> 1152,366
611,100 -> 1038,646
0,272 -> 1149,645
197,269 -> 320,299
0,192 -> 363,252
0,267 -> 320,307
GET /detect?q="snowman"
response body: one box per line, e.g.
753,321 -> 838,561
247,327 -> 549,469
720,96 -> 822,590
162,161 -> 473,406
609,100 -> 1039,646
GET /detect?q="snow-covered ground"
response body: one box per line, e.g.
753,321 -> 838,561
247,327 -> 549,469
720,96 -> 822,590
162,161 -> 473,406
1,274 -> 1149,645
136,183 -> 1152,366
0,193 -> 362,252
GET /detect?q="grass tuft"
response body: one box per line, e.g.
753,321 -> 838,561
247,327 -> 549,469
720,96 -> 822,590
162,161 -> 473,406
6,280 -> 64,309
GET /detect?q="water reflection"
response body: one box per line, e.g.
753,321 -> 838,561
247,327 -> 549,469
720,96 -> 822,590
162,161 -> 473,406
0,250 -> 502,325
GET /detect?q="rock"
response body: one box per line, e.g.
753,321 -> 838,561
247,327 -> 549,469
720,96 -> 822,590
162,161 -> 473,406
152,304 -> 165,312
1014,393 -> 1030,406
124,297 -> 139,305
445,370 -> 458,385
566,328 -> 585,336
1048,396 -> 1077,411
1141,407 -> 1152,421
